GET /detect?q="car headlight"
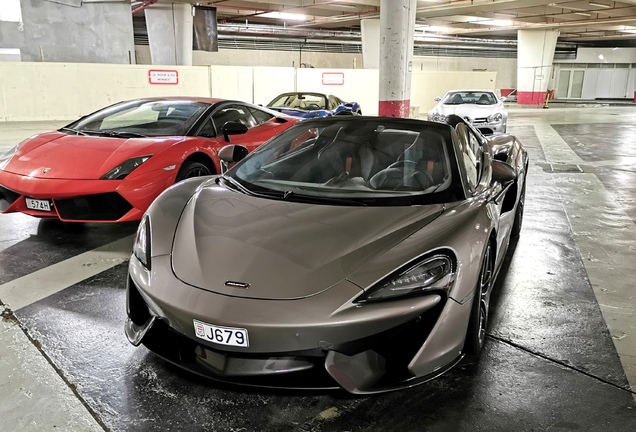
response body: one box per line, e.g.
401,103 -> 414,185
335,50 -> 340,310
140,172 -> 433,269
487,113 -> 503,123
428,112 -> 447,123
100,155 -> 152,180
133,214 -> 151,270
355,253 -> 456,303
0,145 -> 19,171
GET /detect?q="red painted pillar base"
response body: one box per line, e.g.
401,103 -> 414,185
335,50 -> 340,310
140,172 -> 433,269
378,99 -> 410,117
517,91 -> 548,106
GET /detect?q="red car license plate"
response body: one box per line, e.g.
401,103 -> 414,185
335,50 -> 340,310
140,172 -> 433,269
25,198 -> 52,212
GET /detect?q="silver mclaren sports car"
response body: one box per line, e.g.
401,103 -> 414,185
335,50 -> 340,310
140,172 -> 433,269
125,115 -> 528,394
428,90 -> 508,134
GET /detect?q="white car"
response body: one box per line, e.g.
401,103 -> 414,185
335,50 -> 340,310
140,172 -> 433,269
428,90 -> 508,134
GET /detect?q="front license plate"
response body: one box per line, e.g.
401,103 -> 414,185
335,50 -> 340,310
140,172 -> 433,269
25,198 -> 52,212
193,319 -> 249,347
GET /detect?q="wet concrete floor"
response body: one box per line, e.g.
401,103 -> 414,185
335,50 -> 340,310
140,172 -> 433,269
1,107 -> 636,431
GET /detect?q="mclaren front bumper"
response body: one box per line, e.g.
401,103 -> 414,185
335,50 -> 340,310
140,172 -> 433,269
126,255 -> 472,394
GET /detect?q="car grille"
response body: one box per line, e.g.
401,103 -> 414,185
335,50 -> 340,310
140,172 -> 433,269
54,192 -> 133,221
0,185 -> 20,211
472,117 -> 488,123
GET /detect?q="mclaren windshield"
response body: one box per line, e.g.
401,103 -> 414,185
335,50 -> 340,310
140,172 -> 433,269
225,117 -> 461,206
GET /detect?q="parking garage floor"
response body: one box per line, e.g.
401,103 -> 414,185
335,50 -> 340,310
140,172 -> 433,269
1,106 -> 636,431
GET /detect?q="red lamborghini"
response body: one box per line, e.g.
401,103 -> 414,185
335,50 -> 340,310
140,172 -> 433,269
0,97 -> 297,222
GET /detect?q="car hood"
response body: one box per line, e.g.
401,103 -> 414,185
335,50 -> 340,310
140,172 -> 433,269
171,183 -> 444,300
4,131 -> 181,180
435,104 -> 502,118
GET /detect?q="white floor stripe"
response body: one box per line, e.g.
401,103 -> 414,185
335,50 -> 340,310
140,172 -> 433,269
534,120 -> 636,397
533,123 -> 586,165
554,173 -> 636,395
0,235 -> 133,311
0,322 -> 104,432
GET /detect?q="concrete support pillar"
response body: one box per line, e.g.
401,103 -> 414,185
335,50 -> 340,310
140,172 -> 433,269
361,19 -> 380,69
378,0 -> 416,117
517,29 -> 559,106
145,3 -> 193,66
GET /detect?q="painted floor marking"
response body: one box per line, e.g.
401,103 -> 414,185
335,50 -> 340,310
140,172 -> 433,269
0,235 -> 133,311
535,124 -> 636,398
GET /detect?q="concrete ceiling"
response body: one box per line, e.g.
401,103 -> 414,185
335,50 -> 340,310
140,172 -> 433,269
171,0 -> 636,43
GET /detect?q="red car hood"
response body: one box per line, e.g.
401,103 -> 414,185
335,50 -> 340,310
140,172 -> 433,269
171,184 -> 444,300
5,131 -> 182,180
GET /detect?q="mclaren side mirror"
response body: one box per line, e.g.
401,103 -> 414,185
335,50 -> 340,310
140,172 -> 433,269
434,97 -> 441,102
222,121 -> 248,142
219,145 -> 249,173
491,159 -> 516,184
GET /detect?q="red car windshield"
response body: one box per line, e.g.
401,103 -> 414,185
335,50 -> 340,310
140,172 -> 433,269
65,100 -> 209,137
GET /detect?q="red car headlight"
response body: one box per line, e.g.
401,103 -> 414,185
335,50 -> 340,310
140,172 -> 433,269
100,155 -> 152,180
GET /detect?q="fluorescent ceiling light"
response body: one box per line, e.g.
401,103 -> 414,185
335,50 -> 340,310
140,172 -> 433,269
589,2 -> 612,8
495,13 -> 517,18
260,12 -> 307,21
416,25 -> 450,33
0,0 -> 22,22
573,12 -> 592,16
471,18 -> 514,27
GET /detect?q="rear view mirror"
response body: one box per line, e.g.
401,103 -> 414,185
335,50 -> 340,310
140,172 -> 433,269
434,97 -> 441,102
219,145 -> 249,173
222,121 -> 248,142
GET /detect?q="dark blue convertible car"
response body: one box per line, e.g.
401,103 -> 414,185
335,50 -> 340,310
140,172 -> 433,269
267,92 -> 361,119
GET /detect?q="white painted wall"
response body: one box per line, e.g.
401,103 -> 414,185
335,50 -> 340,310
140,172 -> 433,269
0,62 -> 496,121
253,67 -> 296,105
0,62 -> 210,121
296,68 -> 379,115
137,45 -> 516,90
411,71 -> 498,114
413,57 -> 515,91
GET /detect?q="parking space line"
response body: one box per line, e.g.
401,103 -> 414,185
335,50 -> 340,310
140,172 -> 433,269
0,235 -> 133,311
0,322 -> 105,432
533,123 -> 585,165
555,173 -> 636,396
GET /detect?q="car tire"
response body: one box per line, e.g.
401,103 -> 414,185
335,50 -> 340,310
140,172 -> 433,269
464,242 -> 494,356
176,161 -> 212,182
511,180 -> 526,238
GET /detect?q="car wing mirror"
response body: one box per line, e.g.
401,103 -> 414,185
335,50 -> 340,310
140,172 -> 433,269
222,121 -> 248,142
500,96 -> 507,102
434,97 -> 441,102
219,144 -> 249,173
491,159 -> 516,184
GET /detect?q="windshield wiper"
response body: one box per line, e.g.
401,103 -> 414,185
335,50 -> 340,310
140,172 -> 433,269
59,127 -> 89,136
97,131 -> 148,138
283,193 -> 368,206
219,176 -> 284,199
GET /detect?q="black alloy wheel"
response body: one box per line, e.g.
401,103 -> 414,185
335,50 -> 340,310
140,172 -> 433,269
176,161 -> 213,182
465,243 -> 494,355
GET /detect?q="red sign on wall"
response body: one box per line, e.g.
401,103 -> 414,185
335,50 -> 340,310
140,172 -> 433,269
322,72 -> 345,85
148,70 -> 179,85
